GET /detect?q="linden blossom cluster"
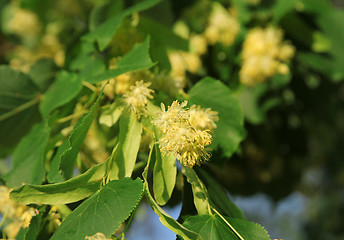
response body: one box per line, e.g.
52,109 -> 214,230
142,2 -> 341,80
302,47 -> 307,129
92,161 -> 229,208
153,101 -> 218,168
240,27 -> 295,86
123,80 -> 154,115
204,2 -> 240,47
0,186 -> 37,239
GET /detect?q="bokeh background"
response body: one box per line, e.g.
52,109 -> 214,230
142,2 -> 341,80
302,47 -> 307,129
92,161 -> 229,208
1,0 -> 344,239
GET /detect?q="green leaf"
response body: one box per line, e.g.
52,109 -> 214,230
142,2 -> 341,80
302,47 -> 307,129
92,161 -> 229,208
24,206 -> 47,240
4,122 -> 50,187
110,110 -> 142,179
183,215 -> 270,240
39,71 -> 82,119
143,149 -> 202,240
182,167 -> 211,215
50,178 -> 144,240
47,93 -> 102,183
137,17 -> 188,70
0,66 -> 41,149
79,57 -> 106,80
83,0 -> 162,51
273,0 -> 297,23
28,59 -> 58,92
197,169 -> 245,219
99,99 -> 124,127
138,17 -> 188,51
89,0 -> 124,31
236,86 -> 266,124
152,144 -> 176,205
10,162 -> 106,205
85,36 -> 156,83
188,77 -> 245,157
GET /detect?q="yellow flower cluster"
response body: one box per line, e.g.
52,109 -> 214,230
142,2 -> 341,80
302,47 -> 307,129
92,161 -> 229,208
167,21 -> 208,91
85,232 -> 111,240
240,27 -> 295,86
123,80 -> 154,115
8,8 -> 42,37
6,5 -> 65,72
167,2 -> 240,91
104,57 -> 153,98
153,101 -> 218,167
204,2 -> 240,47
189,105 -> 219,131
168,50 -> 202,80
10,34 -> 65,72
0,186 -> 37,239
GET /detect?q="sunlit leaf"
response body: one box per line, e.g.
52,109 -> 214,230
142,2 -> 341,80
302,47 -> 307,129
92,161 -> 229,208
47,92 -> 102,183
10,162 -> 106,205
84,37 -> 156,83
182,166 -> 211,215
50,178 -> 143,240
110,110 -> 142,179
143,149 -> 202,240
152,144 -> 176,206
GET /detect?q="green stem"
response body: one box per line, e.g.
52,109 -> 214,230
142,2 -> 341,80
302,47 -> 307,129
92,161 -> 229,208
0,95 -> 40,122
55,110 -> 89,123
211,206 -> 245,240
82,81 -> 98,93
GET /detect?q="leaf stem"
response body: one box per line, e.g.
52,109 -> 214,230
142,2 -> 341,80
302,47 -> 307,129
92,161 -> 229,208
82,81 -> 98,93
55,110 -> 89,123
211,206 -> 245,240
0,95 -> 41,122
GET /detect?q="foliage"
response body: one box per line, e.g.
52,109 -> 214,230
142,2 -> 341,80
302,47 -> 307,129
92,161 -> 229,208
0,0 -> 343,239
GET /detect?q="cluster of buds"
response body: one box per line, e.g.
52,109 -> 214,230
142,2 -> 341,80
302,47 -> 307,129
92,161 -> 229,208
0,186 -> 37,239
204,2 -> 240,47
240,27 -> 295,86
123,80 -> 154,116
153,101 -> 218,167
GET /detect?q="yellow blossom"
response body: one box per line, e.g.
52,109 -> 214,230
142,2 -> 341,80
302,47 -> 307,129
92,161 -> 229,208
168,50 -> 202,81
105,59 -> 152,97
189,105 -> 219,131
123,80 -> 154,115
153,101 -> 217,167
8,8 -> 42,37
240,27 -> 295,86
85,232 -> 111,240
204,2 -> 240,47
9,34 -> 65,72
190,34 -> 208,55
3,221 -> 22,239
0,186 -> 37,239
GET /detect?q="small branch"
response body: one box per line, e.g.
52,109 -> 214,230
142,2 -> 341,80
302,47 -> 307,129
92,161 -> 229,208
55,110 -> 89,123
0,95 -> 40,122
82,81 -> 98,93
